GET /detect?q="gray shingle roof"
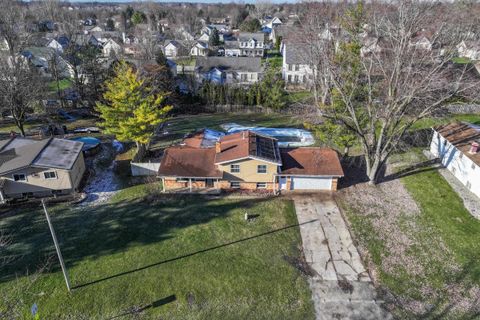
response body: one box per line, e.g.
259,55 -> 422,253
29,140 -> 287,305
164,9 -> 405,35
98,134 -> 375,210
284,43 -> 308,65
195,57 -> 263,73
0,137 -> 83,175
237,32 -> 264,42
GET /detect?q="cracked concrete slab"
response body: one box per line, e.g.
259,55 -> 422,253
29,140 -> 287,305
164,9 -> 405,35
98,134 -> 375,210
293,195 -> 392,320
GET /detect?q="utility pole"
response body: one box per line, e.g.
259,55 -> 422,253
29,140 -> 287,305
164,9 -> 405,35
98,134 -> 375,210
41,199 -> 71,292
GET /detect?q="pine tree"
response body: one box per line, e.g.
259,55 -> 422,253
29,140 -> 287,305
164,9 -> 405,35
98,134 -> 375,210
95,61 -> 172,155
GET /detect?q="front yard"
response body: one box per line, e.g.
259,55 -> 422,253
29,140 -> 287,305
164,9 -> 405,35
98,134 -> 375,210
0,187 -> 314,319
337,151 -> 480,318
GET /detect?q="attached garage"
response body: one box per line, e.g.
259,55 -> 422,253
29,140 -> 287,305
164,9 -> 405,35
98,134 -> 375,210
291,176 -> 332,190
279,148 -> 344,192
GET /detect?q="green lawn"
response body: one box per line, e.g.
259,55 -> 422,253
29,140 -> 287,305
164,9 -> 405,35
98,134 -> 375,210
48,79 -> 73,92
149,113 -> 304,150
0,187 -> 314,319
339,151 -> 480,318
410,113 -> 480,130
452,56 -> 472,64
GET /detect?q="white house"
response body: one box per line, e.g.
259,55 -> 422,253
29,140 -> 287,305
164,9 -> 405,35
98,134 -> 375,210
0,37 -> 10,51
409,34 -> 433,51
195,57 -> 263,86
281,42 -> 315,88
238,33 -> 265,57
190,41 -> 209,57
430,122 -> 480,198
457,40 -> 480,61
164,40 -> 186,58
262,17 -> 282,29
198,33 -> 210,42
102,39 -> 122,57
46,39 -> 64,54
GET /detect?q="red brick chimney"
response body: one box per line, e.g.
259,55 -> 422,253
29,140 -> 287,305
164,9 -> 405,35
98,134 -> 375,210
469,141 -> 479,154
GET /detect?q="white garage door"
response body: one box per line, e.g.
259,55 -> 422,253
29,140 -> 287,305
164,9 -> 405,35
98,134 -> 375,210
291,177 -> 332,190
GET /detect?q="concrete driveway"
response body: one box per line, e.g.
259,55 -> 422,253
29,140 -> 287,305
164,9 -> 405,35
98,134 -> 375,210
293,194 -> 391,320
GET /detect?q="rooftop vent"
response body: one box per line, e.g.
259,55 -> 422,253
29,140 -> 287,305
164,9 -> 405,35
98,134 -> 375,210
469,141 -> 479,154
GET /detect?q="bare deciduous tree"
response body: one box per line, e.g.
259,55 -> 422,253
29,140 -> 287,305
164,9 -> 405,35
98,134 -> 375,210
318,1 -> 480,183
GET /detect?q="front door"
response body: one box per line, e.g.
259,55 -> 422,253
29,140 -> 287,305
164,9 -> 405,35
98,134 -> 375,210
206,179 -> 214,188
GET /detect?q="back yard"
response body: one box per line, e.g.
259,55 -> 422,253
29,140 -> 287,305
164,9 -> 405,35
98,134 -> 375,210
337,150 -> 480,319
0,186 -> 314,319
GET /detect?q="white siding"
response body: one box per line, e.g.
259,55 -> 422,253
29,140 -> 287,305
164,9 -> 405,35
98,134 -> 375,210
430,131 -> 480,198
291,176 -> 332,190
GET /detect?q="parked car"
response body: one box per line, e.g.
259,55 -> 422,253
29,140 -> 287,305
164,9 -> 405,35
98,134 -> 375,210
73,126 -> 100,133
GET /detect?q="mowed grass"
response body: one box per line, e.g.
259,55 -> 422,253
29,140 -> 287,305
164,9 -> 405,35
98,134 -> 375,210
0,187 -> 314,319
150,113 -> 304,150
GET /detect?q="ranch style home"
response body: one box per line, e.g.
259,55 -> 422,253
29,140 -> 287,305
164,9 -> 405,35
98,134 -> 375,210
0,137 -> 86,203
430,122 -> 480,198
158,130 -> 344,192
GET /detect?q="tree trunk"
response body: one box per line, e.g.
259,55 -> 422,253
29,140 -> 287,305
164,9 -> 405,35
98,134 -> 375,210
135,141 -> 146,162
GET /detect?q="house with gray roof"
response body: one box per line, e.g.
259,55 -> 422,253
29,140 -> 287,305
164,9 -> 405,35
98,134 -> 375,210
224,33 -> 265,57
0,137 -> 86,203
281,42 -> 315,88
195,56 -> 264,85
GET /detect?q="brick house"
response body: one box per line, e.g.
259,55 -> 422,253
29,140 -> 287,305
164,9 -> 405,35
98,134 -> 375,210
158,130 -> 344,192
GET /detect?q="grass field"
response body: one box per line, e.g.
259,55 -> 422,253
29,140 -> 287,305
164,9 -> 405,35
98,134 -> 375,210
149,113 -> 304,150
0,186 -> 314,319
338,151 -> 480,318
48,79 -> 73,92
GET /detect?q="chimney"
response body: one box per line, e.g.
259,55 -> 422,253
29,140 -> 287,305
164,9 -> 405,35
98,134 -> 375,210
215,141 -> 221,153
469,141 -> 479,154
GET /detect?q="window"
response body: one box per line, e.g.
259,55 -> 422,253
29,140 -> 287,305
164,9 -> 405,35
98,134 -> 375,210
44,171 -> 57,179
257,165 -> 267,174
176,178 -> 189,182
13,174 -> 26,182
256,182 -> 267,189
230,181 -> 240,188
287,75 -> 292,83
288,64 -> 292,71
294,75 -> 299,83
230,164 -> 240,173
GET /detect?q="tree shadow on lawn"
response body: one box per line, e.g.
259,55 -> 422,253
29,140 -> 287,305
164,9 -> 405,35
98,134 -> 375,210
0,195 -> 276,283
378,158 -> 441,184
72,219 -> 317,290
339,156 -> 440,188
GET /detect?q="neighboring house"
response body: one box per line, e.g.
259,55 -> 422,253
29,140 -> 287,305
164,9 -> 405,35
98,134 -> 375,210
457,40 -> 480,61
158,130 -> 343,192
262,16 -> 283,29
223,33 -> 265,57
22,47 -> 75,78
102,38 -> 122,57
195,56 -> 263,85
270,25 -> 290,44
282,42 -> 315,88
190,41 -> 209,57
0,137 -> 86,203
74,34 -> 100,48
0,37 -> 10,51
198,33 -> 210,42
224,41 -> 241,57
46,39 -> 63,53
409,32 -> 433,51
430,122 -> 480,199
238,32 -> 265,57
163,40 -> 187,58
85,25 -> 103,33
